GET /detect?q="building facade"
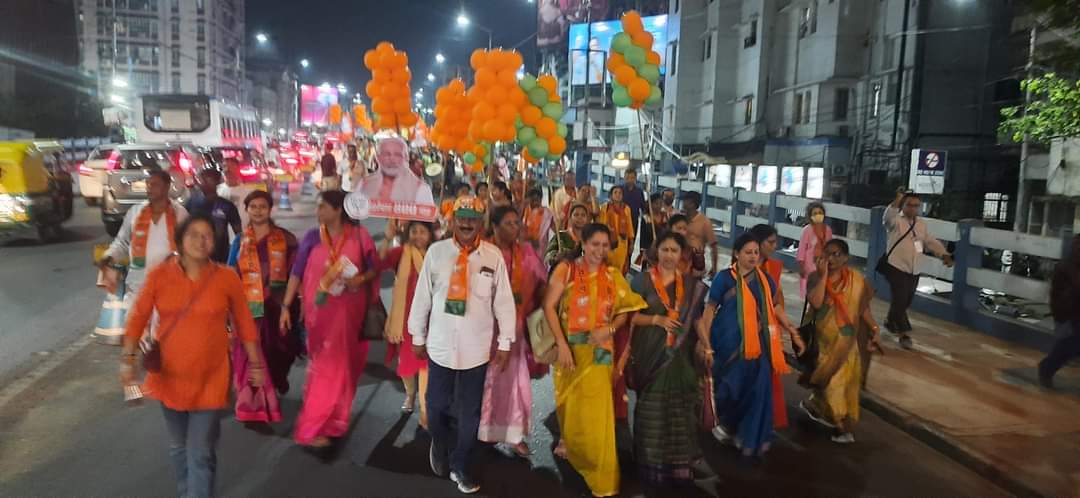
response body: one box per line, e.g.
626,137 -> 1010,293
245,57 -> 299,136
77,0 -> 245,104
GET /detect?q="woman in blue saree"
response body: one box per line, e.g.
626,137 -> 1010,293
701,233 -> 803,457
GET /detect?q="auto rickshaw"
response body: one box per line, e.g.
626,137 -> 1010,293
0,142 -> 74,243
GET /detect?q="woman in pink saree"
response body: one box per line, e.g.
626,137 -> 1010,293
478,206 -> 548,457
280,190 -> 379,448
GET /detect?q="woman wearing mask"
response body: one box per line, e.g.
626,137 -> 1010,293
796,202 -> 833,297
542,223 -> 646,497
478,206 -> 548,457
700,233 -> 803,458
599,185 -> 634,274
120,215 -> 262,498
226,191 -> 300,427
544,203 -> 591,269
279,190 -> 379,449
379,218 -> 436,427
625,231 -> 710,486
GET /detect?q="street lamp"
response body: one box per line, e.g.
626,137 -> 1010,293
427,73 -> 436,82
112,77 -> 128,88
110,94 -> 125,104
300,58 -> 310,68
337,83 -> 347,93
456,13 -> 470,27
455,12 -> 493,49
262,118 -> 273,127
255,32 -> 268,44
435,53 -> 446,64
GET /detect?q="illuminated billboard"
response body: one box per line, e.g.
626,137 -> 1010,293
537,0 -> 611,49
567,14 -> 668,85
300,84 -> 340,127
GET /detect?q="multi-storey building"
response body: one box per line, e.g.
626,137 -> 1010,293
77,0 -> 245,103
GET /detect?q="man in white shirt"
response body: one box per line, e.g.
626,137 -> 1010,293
409,195 -> 515,495
551,170 -> 577,229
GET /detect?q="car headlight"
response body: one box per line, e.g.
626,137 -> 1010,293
0,194 -> 29,222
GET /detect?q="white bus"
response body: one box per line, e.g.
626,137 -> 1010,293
135,94 -> 262,151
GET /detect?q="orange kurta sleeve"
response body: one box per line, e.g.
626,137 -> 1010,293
123,265 -> 160,343
222,269 -> 258,345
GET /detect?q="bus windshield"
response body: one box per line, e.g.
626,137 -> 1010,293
142,95 -> 211,133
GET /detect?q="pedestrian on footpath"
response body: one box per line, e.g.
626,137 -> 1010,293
801,239 -> 883,444
625,231 -> 710,487
119,214 -> 263,498
622,168 -> 648,245
881,189 -> 953,349
1039,234 -> 1080,388
186,168 -> 242,264
408,196 -> 518,495
478,206 -> 548,458
680,192 -> 720,278
378,218 -> 435,428
278,190 -> 380,450
795,202 -> 833,297
225,190 -> 300,426
599,185 -> 634,274
99,170 -> 188,320
543,223 -> 646,497
319,143 -> 340,191
700,233 -> 798,458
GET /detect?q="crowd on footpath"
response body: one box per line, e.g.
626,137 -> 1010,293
94,134 -> 1080,498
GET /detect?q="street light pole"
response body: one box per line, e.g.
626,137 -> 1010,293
1014,23 -> 1038,233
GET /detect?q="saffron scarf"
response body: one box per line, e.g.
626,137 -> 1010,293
603,203 -> 631,240
567,260 -> 616,364
825,267 -> 856,337
239,226 -> 287,318
524,207 -> 546,243
130,204 -> 177,269
315,224 -> 350,305
732,265 -> 789,375
386,244 -> 424,343
445,236 -> 480,316
649,267 -> 685,347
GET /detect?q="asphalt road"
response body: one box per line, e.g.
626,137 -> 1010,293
0,197 -> 1011,498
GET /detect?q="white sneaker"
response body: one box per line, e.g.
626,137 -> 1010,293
711,425 -> 732,444
831,433 -> 855,444
800,400 -> 836,429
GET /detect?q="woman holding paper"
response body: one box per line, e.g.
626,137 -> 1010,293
279,190 -> 379,449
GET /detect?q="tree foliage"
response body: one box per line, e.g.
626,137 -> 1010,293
999,73 -> 1080,144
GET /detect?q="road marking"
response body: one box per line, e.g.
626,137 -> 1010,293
0,334 -> 94,409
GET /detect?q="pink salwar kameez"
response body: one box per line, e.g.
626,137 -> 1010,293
478,242 -> 546,445
292,225 -> 378,445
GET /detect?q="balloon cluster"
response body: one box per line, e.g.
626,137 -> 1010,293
466,49 -> 526,145
352,104 -> 373,133
363,42 -> 419,130
515,73 -> 567,163
328,104 -> 343,125
431,79 -> 474,156
607,11 -> 662,109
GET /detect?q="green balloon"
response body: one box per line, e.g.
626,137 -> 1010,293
528,138 -> 549,158
515,116 -> 524,129
611,33 -> 632,54
542,102 -> 562,119
557,123 -> 568,138
547,153 -> 561,161
519,73 -> 537,92
624,45 -> 646,68
646,85 -> 663,107
640,64 -> 661,84
517,126 -> 537,144
612,86 -> 631,107
528,87 -> 549,107
463,152 -> 476,164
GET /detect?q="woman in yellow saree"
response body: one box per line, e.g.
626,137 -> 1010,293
801,239 -> 883,444
542,223 -> 646,497
599,185 -> 634,274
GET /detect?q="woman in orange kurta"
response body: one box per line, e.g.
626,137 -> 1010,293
120,214 -> 262,498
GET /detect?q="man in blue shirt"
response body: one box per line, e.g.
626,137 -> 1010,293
185,168 -> 242,263
622,168 -> 647,265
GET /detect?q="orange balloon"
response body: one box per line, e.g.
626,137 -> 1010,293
508,87 -> 527,108
378,115 -> 396,130
630,100 -> 644,110
449,78 -> 466,93
399,112 -> 418,127
630,30 -> 654,49
646,51 -> 661,65
548,92 -> 561,103
502,125 -> 517,142
628,78 -> 650,101
372,69 -> 392,83
509,51 -> 524,70
609,52 -> 626,68
363,49 -> 378,69
469,121 -> 483,140
376,41 -> 394,53
380,83 -> 399,99
366,81 -> 382,99
378,51 -> 396,69
535,117 -> 557,138
496,103 -> 517,122
372,98 -> 393,115
521,105 -> 542,126
475,68 -> 497,90
486,86 -> 508,106
522,148 -> 536,164
613,65 -> 636,86
473,101 -> 496,121
393,97 -> 412,114
393,51 -> 409,68
537,75 -> 557,94
621,10 -> 644,33
470,50 -> 487,70
496,69 -> 518,87
549,135 -> 567,156
483,121 -> 502,141
391,68 -> 411,84
473,144 -> 487,157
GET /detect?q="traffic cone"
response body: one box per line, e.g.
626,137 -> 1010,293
93,270 -> 128,346
277,180 -> 293,211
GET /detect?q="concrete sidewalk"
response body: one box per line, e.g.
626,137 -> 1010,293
757,257 -> 1080,498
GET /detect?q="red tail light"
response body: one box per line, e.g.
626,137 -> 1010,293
239,165 -> 258,176
178,152 -> 192,173
106,150 -> 121,171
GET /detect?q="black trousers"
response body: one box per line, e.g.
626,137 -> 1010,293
883,263 -> 919,333
1041,321 -> 1080,378
426,360 -> 488,475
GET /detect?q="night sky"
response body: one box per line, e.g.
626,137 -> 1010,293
246,0 -> 539,105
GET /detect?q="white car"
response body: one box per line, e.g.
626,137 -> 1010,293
77,145 -> 116,206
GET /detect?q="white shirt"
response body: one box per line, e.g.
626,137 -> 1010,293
105,200 -> 188,292
408,237 -> 517,370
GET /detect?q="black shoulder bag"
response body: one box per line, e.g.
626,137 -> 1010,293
875,219 -> 917,275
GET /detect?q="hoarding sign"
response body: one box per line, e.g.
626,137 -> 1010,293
300,84 -> 340,127
568,14 -> 668,85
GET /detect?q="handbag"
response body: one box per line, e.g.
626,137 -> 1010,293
527,308 -> 559,364
141,263 -> 216,373
796,299 -> 819,373
875,220 -> 917,275
361,298 -> 387,341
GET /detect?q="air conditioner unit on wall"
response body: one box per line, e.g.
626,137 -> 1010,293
829,163 -> 849,177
